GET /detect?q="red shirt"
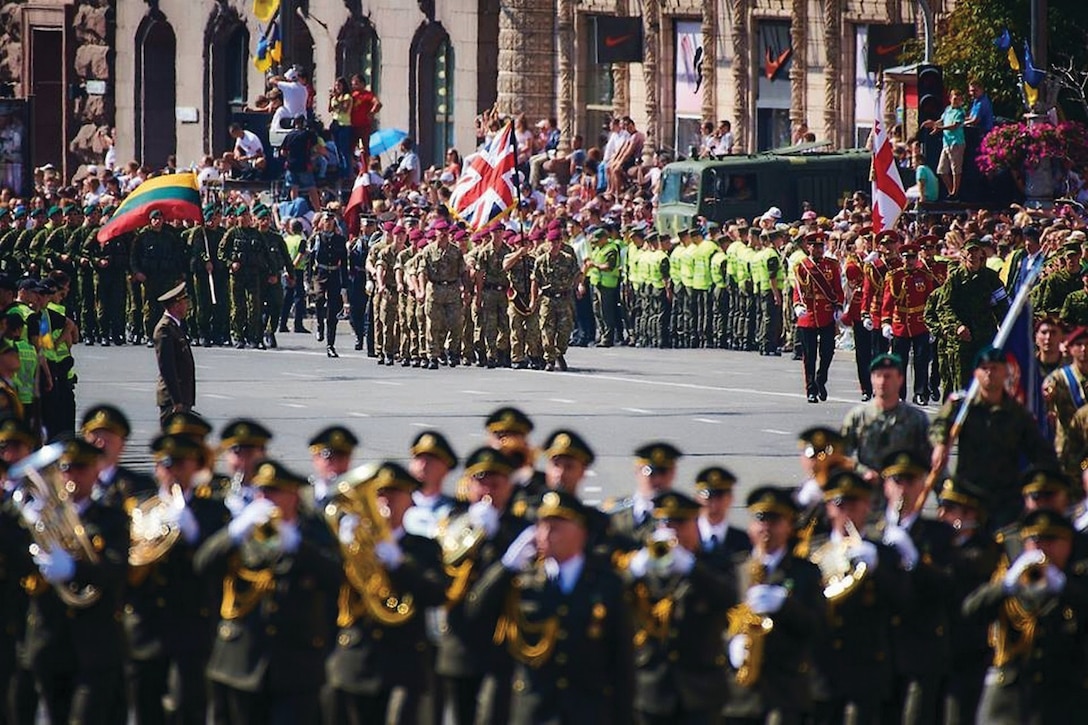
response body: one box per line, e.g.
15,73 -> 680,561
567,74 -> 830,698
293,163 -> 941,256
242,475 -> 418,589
350,90 -> 376,130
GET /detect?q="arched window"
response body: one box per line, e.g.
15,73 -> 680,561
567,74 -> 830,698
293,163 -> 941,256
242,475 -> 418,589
135,14 -> 177,168
432,39 -> 454,165
337,19 -> 381,95
225,26 -> 249,105
204,10 -> 248,155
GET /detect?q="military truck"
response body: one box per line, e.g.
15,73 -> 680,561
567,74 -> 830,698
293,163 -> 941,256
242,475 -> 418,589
655,145 -> 875,233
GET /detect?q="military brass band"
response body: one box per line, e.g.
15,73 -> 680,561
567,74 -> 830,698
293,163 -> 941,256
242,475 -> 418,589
0,401 -> 1086,724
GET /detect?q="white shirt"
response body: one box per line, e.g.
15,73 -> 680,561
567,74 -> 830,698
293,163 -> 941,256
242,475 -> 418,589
234,131 -> 264,159
276,80 -> 308,118
714,132 -> 734,156
632,495 -> 654,525
198,166 -> 221,189
698,515 -> 728,548
397,151 -> 421,186
761,547 -> 786,574
603,130 -> 629,164
545,553 -> 585,595
885,507 -> 919,531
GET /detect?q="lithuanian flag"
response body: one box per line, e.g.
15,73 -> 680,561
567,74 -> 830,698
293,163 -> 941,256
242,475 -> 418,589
96,173 -> 202,243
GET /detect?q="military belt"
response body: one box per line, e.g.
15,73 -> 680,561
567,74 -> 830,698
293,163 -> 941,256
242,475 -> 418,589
432,280 -> 459,286
315,263 -> 341,271
543,290 -> 571,298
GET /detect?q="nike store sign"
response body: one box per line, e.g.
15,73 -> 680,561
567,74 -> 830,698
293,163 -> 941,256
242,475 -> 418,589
595,16 -> 643,64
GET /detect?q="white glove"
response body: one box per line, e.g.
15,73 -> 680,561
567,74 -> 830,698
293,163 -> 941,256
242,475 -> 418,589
864,251 -> 881,264
669,545 -> 695,575
862,316 -> 874,331
277,521 -> 301,553
468,500 -> 501,539
793,304 -> 807,317
228,498 -> 277,543
338,513 -> 360,547
728,635 -> 750,669
846,539 -> 879,570
501,525 -> 538,571
881,324 -> 893,340
796,480 -> 823,508
1004,549 -> 1047,591
882,525 -> 919,571
745,584 -> 789,614
34,547 -> 75,584
627,548 -> 651,578
1045,564 -> 1067,593
21,501 -> 43,527
1076,507 -> 1088,534
178,506 -> 200,545
375,539 -> 405,570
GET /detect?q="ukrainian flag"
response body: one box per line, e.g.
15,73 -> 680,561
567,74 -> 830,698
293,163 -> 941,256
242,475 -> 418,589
254,22 -> 281,73
253,0 -> 280,23
95,173 -> 202,243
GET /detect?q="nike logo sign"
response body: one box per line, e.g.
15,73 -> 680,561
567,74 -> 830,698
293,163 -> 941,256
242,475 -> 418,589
764,46 -> 792,80
875,42 -> 905,55
604,34 -> 635,48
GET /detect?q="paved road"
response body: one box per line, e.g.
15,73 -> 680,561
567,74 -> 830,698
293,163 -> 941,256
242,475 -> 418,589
75,329 -> 904,522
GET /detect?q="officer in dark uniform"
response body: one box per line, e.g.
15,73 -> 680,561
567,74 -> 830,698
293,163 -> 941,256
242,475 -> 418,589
195,459 -> 342,725
935,477 -> 1000,724
806,470 -> 912,725
541,429 -> 595,496
993,467 -> 1088,565
608,442 -> 683,552
86,217 -> 131,345
694,466 -> 751,558
183,204 -> 229,347
963,510 -> 1088,724
218,419 -> 274,515
7,438 -> 129,725
125,433 -> 232,725
346,226 -> 372,353
468,490 -> 635,725
161,410 -> 222,490
324,461 -> 450,724
80,403 -> 156,507
484,407 -> 546,515
622,491 -> 736,724
306,425 -> 358,508
873,450 -> 956,724
307,211 -> 348,358
435,447 -> 530,725
723,486 -> 825,725
407,430 -> 459,514
256,206 -> 291,349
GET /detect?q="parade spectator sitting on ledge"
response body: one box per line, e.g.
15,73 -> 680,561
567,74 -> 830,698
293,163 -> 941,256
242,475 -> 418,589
280,115 -> 324,212
227,122 -> 266,179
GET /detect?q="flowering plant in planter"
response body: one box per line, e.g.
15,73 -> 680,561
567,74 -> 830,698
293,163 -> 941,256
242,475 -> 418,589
976,120 -> 1088,174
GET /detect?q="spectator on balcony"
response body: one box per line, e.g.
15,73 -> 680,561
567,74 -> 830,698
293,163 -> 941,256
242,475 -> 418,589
349,74 -> 382,163
228,123 -> 266,179
270,67 -> 308,119
281,115 -> 324,213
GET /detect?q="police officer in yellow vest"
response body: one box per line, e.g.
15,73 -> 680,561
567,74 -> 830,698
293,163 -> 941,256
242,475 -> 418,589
689,227 -> 717,348
711,233 -> 730,348
588,228 -> 622,347
754,228 -> 786,356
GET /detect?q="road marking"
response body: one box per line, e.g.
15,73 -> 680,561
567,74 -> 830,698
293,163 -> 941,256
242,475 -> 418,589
370,380 -> 403,386
204,394 -> 233,400
585,470 -> 598,477
694,417 -> 720,424
461,390 -> 487,395
348,412 -> 371,418
623,407 -> 652,414
572,371 -> 853,402
583,486 -> 602,493
281,371 -> 318,379
281,403 -> 307,409
761,428 -> 792,435
550,398 -> 575,404
584,499 -> 601,506
410,422 -> 430,428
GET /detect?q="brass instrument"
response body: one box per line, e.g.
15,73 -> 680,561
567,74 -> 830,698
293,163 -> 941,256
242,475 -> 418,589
986,553 -> 1050,667
809,519 -> 870,602
436,495 -> 491,604
793,457 -> 854,558
648,532 -> 677,560
9,443 -> 101,608
129,485 -> 184,567
219,506 -> 283,620
726,546 -> 775,688
324,465 -> 414,627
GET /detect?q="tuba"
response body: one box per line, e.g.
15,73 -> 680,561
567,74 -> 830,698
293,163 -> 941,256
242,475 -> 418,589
726,546 -> 775,688
809,519 -> 870,602
129,485 -> 184,567
9,443 -> 101,608
324,465 -> 414,627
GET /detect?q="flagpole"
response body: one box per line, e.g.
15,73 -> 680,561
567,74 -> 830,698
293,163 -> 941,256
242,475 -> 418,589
510,122 -> 526,238
915,253 -> 1046,509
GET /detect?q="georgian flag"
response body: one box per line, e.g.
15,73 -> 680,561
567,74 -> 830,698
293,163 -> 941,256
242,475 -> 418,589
344,171 -> 370,236
871,89 -> 907,233
448,122 -> 518,231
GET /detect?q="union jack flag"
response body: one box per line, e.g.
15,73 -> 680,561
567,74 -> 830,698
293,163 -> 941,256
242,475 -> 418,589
448,122 -> 518,230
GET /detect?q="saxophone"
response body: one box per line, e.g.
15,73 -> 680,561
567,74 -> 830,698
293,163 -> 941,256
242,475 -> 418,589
726,544 -> 775,687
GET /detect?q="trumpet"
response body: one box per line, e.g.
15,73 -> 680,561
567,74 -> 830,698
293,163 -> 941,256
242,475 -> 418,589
9,443 -> 101,608
436,495 -> 492,604
726,543 -> 775,687
809,519 -> 870,602
1019,555 -> 1050,587
648,532 -> 677,560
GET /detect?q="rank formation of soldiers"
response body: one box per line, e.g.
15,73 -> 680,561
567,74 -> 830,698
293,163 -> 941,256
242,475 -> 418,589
1,393 -> 1088,725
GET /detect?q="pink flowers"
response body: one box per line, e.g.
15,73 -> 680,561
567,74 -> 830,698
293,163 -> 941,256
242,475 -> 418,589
977,121 -> 1088,174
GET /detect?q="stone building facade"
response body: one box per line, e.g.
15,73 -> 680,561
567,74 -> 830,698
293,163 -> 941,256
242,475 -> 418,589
0,0 -> 947,181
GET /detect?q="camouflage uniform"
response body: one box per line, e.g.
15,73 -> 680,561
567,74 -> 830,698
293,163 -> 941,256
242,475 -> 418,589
86,233 -> 130,344
933,264 -> 1010,389
183,224 -> 229,345
472,241 -> 512,367
260,225 -> 292,346
422,241 -> 466,365
923,282 -> 957,401
395,245 -> 418,364
534,245 -> 580,367
373,239 -> 401,363
506,243 -> 542,367
218,222 -> 268,347
1060,288 -> 1088,328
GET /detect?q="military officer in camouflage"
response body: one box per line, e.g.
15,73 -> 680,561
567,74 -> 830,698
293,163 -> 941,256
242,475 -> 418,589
421,220 -> 468,370
471,224 -> 512,368
219,206 -> 268,349
256,206 -> 292,349
533,227 -> 581,371
183,204 -> 229,347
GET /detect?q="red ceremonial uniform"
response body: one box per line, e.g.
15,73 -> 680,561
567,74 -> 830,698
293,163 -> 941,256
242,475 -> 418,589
880,265 -> 937,337
925,257 -> 949,285
842,256 -> 864,326
861,256 -> 901,324
794,256 -> 845,328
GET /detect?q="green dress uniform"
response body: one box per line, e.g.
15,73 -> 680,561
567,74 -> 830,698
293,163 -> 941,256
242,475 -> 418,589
125,442 -> 233,725
195,461 -> 342,725
260,224 -> 292,348
85,231 -> 131,345
183,221 -> 229,346
131,221 -> 186,343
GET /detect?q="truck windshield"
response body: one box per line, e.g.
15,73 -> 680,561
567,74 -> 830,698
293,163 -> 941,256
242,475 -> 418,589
660,169 -> 700,205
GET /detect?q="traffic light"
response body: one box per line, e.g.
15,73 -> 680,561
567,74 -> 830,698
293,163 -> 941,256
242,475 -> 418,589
917,64 -> 944,123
